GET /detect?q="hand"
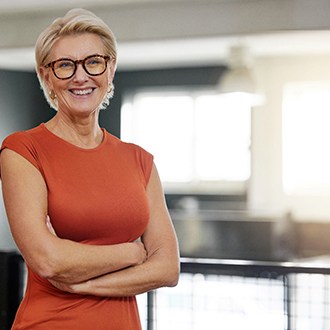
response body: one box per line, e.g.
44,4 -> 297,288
48,278 -> 86,294
49,278 -> 91,295
132,240 -> 147,265
48,278 -> 76,293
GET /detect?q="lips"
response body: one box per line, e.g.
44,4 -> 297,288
70,88 -> 94,96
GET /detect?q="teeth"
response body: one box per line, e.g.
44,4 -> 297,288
72,88 -> 93,95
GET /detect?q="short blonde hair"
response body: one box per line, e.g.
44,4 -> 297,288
35,8 -> 117,110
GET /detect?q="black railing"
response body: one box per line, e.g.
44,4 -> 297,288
146,257 -> 330,330
3,253 -> 330,330
180,257 -> 330,276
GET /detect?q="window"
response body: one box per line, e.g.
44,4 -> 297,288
121,89 -> 251,193
282,82 -> 330,195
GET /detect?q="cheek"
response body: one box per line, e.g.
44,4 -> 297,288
101,74 -> 111,89
48,74 -> 65,92
53,83 -> 68,95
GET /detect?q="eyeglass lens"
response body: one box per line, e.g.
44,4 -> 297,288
53,55 -> 108,79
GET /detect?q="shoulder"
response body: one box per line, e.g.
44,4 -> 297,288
104,131 -> 154,184
105,131 -> 153,159
0,125 -> 46,174
1,125 -> 44,153
125,141 -> 153,160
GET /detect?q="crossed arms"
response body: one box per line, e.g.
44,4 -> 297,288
0,149 -> 180,297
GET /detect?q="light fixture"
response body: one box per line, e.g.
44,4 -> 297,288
218,45 -> 264,106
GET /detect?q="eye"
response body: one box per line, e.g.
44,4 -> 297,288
55,60 -> 74,70
86,57 -> 103,66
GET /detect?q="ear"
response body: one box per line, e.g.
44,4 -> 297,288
39,66 -> 54,91
108,59 -> 116,82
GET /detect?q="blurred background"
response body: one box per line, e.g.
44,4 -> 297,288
2,1 -> 330,329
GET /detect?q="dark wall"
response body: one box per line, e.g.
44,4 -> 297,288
0,69 -> 121,140
0,69 -> 53,141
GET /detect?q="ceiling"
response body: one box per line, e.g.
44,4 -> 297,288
1,0 -> 330,71
0,0 -> 154,12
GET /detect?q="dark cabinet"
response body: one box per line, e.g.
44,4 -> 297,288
0,251 -> 24,330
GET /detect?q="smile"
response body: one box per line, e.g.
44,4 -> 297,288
70,88 -> 94,96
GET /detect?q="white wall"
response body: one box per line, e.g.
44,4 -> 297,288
249,54 -> 330,221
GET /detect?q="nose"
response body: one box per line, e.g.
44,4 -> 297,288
73,62 -> 88,81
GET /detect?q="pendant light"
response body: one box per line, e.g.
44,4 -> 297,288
219,45 -> 264,106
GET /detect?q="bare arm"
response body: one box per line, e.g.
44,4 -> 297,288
0,149 -> 147,283
54,164 -> 180,297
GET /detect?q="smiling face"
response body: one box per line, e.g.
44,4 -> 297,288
41,33 -> 115,117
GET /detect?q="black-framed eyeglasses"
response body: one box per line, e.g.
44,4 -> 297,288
45,54 -> 111,80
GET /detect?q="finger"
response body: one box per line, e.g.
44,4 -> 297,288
46,215 -> 57,236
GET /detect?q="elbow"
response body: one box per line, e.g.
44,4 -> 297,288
36,267 -> 56,281
162,260 -> 180,288
169,265 -> 180,287
29,257 -> 58,280
166,276 -> 179,288
31,253 -> 61,280
27,245 -> 66,281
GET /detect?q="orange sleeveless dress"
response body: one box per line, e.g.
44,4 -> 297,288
1,124 -> 153,330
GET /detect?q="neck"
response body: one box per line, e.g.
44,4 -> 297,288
45,113 -> 103,149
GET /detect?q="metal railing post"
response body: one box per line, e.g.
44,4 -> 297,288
147,290 -> 156,330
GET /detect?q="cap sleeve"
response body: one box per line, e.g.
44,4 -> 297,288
0,131 -> 42,173
136,146 -> 154,186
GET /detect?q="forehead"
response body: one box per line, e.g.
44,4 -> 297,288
51,33 -> 105,59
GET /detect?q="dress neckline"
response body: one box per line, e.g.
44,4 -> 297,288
40,123 -> 107,152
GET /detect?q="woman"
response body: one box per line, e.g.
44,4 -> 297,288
0,8 -> 180,330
